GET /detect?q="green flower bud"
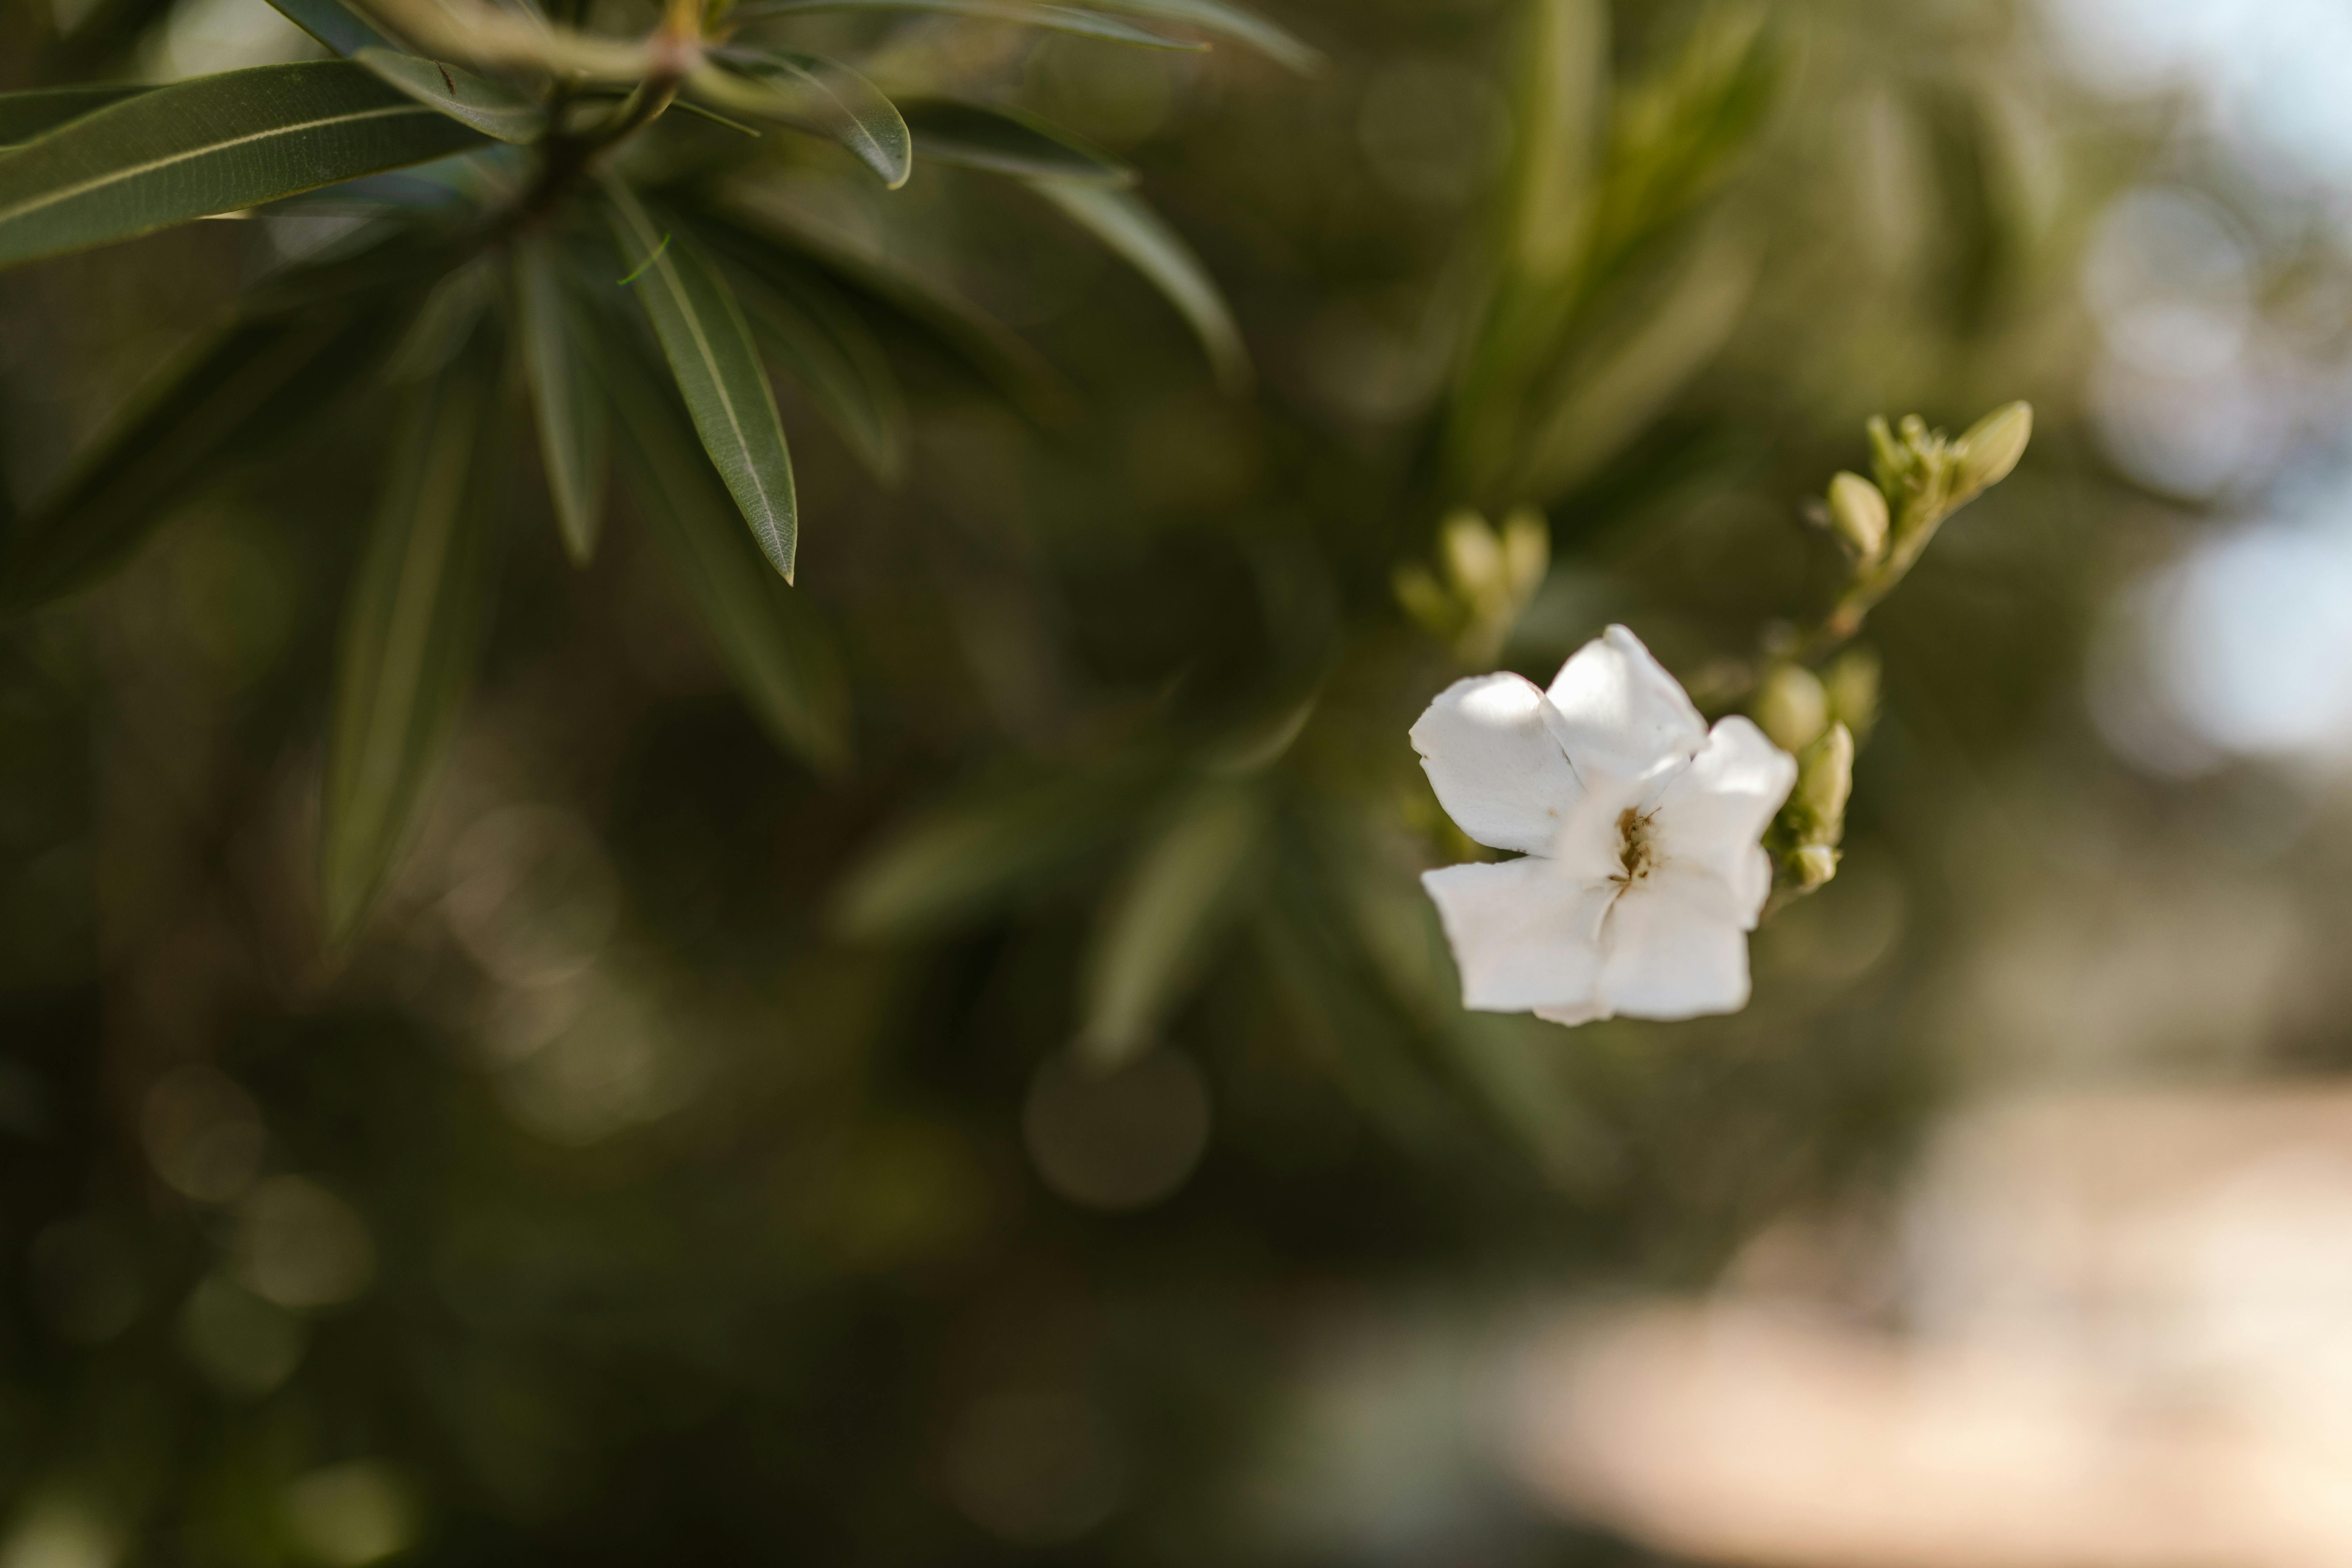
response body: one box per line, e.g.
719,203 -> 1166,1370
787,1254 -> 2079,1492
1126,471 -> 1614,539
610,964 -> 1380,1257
1499,507 -> 1550,599
1823,648 -> 1879,742
1790,844 -> 1839,892
1755,664 -> 1829,753
1794,721 -> 1855,845
1441,510 -> 1504,598
1826,472 -> 1889,564
1954,401 -> 2032,498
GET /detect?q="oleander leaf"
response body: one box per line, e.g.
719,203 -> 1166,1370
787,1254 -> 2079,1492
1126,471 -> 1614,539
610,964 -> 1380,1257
900,100 -> 1130,184
691,54 -> 910,188
0,86 -> 151,149
321,332 -> 505,943
2,305 -> 409,611
266,0 -> 401,55
602,329 -> 850,772
1028,179 -> 1249,392
732,0 -> 1200,50
356,48 -> 548,143
726,260 -> 907,482
603,181 -> 799,582
514,234 -> 609,566
1087,0 -> 1318,70
0,62 -> 487,272
1079,783 -> 1266,1071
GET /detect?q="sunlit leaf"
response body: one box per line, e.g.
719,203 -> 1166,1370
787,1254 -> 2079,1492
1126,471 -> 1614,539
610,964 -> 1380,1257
601,328 -> 850,772
2,305 -> 409,611
266,0 -> 400,55
1027,179 -> 1250,393
321,332 -> 505,943
1080,783 -> 1265,1071
604,181 -> 799,582
732,0 -> 1201,50
0,86 -> 150,149
1086,0 -> 1318,70
833,765 -> 1163,940
691,54 -> 909,188
0,62 -> 486,272
515,233 -> 609,566
726,259 -> 906,482
901,100 -> 1129,184
356,48 -> 548,143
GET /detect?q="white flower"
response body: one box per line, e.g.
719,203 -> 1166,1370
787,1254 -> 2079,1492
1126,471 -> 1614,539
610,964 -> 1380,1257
1410,625 -> 1797,1026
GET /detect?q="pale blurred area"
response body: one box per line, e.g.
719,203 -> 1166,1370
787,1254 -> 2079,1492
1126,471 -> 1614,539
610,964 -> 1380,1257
1507,1086 -> 2352,1566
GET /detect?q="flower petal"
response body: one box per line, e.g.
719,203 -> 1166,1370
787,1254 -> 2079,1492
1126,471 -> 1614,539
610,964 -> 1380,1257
1651,715 -> 1797,928
1596,867 -> 1754,1020
1546,624 -> 1708,782
1422,859 -> 1614,1014
1535,999 -> 1612,1028
1410,673 -> 1584,856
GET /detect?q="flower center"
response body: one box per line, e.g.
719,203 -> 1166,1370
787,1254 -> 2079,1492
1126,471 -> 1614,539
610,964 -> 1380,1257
1614,806 -> 1658,886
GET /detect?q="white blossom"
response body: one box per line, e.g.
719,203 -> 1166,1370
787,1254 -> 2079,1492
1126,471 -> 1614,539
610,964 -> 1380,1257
1411,625 -> 1797,1026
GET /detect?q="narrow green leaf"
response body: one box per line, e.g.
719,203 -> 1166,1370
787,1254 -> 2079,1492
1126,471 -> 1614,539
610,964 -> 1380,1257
833,765 -> 1162,940
0,86 -> 151,149
1079,783 -> 1264,1071
321,334 -> 504,942
1027,179 -> 1250,393
1516,227 -> 1757,497
733,0 -> 1201,50
0,62 -> 486,272
691,54 -> 910,188
1085,0 -> 1318,70
900,100 -> 1130,184
3,306 -> 407,610
601,331 -> 849,772
603,183 -> 799,582
355,49 -> 548,143
266,0 -> 400,54
1507,0 -> 1605,282
726,260 -> 906,482
515,234 -> 608,566
692,194 -> 1067,421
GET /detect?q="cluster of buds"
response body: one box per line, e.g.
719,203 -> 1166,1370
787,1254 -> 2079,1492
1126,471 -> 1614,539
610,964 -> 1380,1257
1753,653 -> 1875,898
1394,507 -> 1552,667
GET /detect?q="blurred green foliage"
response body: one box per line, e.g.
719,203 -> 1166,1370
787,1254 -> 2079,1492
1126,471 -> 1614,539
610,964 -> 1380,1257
0,0 -> 2277,1560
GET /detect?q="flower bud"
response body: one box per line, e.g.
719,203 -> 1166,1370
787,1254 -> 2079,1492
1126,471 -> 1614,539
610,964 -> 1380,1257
1794,721 -> 1854,844
1954,401 -> 2032,498
1825,472 -> 1889,565
1789,844 -> 1839,892
1754,664 -> 1829,753
1823,648 -> 1879,742
1499,507 -> 1550,598
1440,511 -> 1504,598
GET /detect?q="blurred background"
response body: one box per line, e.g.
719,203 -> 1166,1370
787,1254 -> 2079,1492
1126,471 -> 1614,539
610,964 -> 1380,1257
9,0 -> 2352,1562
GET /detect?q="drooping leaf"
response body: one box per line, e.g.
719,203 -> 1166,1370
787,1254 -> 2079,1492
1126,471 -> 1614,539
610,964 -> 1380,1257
691,54 -> 910,188
2,304 -> 411,611
514,233 -> 608,566
600,328 -> 850,772
0,62 -> 487,272
732,0 -> 1201,50
602,182 -> 800,582
1085,0 -> 1318,70
266,0 -> 400,55
383,254 -> 500,380
1027,179 -> 1250,392
0,86 -> 151,149
724,258 -> 906,482
1079,783 -> 1265,1071
356,48 -> 548,143
320,332 -> 504,943
692,193 -> 1067,421
900,100 -> 1129,184
833,764 -> 1165,940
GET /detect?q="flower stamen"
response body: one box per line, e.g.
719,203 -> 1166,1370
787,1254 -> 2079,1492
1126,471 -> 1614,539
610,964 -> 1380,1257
1614,806 -> 1658,886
